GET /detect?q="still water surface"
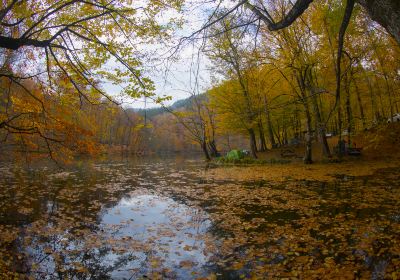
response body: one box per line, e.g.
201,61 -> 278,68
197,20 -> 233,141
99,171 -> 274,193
0,157 -> 218,279
0,156 -> 399,279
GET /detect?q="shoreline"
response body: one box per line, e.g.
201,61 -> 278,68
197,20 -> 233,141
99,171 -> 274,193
205,158 -> 400,182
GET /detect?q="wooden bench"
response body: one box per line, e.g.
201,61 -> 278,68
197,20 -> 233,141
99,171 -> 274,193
280,149 -> 297,158
347,147 -> 362,156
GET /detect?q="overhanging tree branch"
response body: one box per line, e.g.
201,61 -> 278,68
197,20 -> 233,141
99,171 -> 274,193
0,36 -> 65,50
245,0 -> 313,31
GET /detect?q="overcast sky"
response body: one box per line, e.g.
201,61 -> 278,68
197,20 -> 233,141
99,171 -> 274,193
101,1 -> 219,109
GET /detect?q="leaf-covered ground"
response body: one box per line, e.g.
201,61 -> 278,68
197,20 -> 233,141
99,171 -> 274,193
0,158 -> 399,279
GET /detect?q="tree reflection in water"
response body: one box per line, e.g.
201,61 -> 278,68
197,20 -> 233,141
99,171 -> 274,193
0,159 -> 214,279
0,158 -> 399,279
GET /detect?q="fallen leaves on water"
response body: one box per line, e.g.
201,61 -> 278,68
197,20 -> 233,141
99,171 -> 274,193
0,162 -> 399,279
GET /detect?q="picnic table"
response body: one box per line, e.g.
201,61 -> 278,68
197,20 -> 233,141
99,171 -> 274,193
334,140 -> 362,156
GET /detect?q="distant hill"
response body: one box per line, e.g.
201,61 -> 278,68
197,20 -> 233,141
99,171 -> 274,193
134,94 -> 206,118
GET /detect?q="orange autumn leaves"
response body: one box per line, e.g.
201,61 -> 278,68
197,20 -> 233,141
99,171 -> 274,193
0,75 -> 149,162
1,77 -> 97,162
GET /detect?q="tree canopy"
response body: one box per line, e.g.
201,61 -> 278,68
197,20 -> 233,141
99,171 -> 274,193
0,0 -> 184,160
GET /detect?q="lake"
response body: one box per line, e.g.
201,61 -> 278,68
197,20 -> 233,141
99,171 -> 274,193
0,156 -> 399,279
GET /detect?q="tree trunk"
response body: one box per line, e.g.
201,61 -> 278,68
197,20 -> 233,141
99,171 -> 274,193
310,88 -> 331,157
257,121 -> 267,151
338,95 -> 344,157
352,74 -> 367,130
304,105 -> 313,164
264,94 -> 277,148
374,76 -> 386,121
248,128 -> 258,158
294,106 -> 301,139
297,69 -> 313,164
365,73 -> 380,124
247,0 -> 400,45
226,135 -> 231,151
345,73 -> 353,145
357,0 -> 400,45
283,127 -> 288,145
274,124 -> 282,146
207,140 -> 219,157
201,140 -> 211,161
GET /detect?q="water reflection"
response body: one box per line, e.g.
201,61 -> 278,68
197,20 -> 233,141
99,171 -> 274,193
24,193 -> 213,279
0,158 -> 215,279
0,158 -> 399,279
101,194 -> 212,279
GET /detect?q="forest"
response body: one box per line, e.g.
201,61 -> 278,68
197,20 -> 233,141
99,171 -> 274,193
0,0 -> 399,279
1,0 -> 399,164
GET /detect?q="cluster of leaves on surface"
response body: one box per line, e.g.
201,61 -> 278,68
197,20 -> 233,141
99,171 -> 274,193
0,159 -> 399,279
